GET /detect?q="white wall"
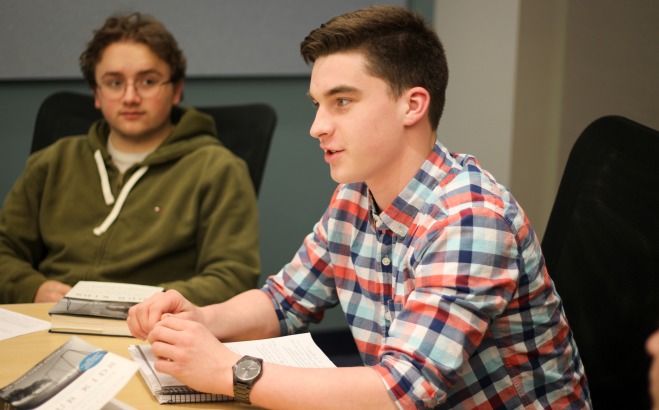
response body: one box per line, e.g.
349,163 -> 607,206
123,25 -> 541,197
434,1 -> 520,187
558,0 -> 659,170
434,0 -> 659,240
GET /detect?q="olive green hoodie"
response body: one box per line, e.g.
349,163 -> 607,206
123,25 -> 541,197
0,107 -> 260,305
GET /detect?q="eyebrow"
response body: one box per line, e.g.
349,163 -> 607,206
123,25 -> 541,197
100,69 -> 164,78
307,85 -> 360,101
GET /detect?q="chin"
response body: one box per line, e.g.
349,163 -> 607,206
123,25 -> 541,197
330,172 -> 361,185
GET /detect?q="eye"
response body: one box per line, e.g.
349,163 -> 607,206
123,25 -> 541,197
104,79 -> 124,89
139,77 -> 159,88
337,98 -> 350,107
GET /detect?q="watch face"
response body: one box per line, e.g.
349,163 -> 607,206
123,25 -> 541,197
235,359 -> 262,382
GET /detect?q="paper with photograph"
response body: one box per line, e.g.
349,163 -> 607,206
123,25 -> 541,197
0,336 -> 137,410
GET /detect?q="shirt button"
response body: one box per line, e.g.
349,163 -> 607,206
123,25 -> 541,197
382,256 -> 391,266
385,311 -> 392,321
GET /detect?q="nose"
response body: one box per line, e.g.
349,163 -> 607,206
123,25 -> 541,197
122,83 -> 142,103
309,106 -> 331,140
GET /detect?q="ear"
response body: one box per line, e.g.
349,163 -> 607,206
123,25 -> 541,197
172,80 -> 184,105
93,89 -> 101,109
402,87 -> 430,127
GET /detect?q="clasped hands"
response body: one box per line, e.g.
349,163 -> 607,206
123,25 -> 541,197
127,289 -> 240,395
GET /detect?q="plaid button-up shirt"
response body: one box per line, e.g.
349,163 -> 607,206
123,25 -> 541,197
263,142 -> 590,409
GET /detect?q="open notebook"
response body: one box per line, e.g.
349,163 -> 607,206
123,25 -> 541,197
129,332 -> 336,404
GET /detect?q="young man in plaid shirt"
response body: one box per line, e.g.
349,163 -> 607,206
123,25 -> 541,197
128,6 -> 591,409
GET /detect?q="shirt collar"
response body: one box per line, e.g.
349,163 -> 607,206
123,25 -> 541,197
368,141 -> 456,237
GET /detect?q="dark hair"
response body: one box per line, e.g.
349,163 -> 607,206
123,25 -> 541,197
79,12 -> 186,88
300,6 -> 448,130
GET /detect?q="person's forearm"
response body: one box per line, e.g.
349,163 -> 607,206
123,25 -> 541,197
249,364 -> 397,410
0,261 -> 46,303
202,289 -> 280,342
34,279 -> 71,302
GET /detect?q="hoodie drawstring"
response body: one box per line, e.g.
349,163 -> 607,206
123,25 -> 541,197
94,150 -> 115,206
92,149 -> 149,236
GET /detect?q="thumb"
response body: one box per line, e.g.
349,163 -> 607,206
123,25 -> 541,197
171,311 -> 195,321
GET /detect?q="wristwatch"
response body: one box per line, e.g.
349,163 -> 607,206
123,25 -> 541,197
232,355 -> 264,404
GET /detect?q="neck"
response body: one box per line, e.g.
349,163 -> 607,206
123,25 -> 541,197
109,124 -> 173,153
367,130 -> 435,211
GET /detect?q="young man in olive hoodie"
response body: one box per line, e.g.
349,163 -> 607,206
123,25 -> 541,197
0,13 -> 260,306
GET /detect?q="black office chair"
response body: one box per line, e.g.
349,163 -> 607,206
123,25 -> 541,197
31,91 -> 276,194
542,115 -> 659,410
311,327 -> 363,367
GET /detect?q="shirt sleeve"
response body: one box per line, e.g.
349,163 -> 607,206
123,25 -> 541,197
0,152 -> 50,303
261,197 -> 341,336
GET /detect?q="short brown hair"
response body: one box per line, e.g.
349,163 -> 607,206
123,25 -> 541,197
79,12 -> 186,88
300,6 -> 448,130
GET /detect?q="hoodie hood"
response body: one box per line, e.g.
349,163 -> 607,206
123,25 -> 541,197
88,106 -> 220,165
87,107 -> 220,236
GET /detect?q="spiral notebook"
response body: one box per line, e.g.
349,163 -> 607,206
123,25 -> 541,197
129,332 -> 336,404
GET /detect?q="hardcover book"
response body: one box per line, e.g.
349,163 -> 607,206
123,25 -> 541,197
48,281 -> 163,337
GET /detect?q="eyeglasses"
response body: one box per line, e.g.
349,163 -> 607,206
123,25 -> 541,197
97,76 -> 173,100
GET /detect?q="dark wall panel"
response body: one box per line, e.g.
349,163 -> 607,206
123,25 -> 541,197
0,0 -> 403,80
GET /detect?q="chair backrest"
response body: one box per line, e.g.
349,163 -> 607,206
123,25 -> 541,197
542,115 -> 659,410
31,91 -> 276,194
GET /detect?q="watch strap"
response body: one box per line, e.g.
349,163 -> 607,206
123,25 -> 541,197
233,355 -> 263,404
233,380 -> 253,404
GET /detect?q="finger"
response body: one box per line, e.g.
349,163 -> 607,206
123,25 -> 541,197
127,304 -> 147,339
151,339 -> 177,360
151,341 -> 181,375
156,315 -> 194,332
55,282 -> 72,293
127,315 -> 142,340
145,303 -> 165,333
143,292 -> 182,330
129,292 -> 189,339
148,316 -> 202,346
147,317 -> 184,344
129,302 -> 161,340
153,354 -> 177,375
42,291 -> 66,303
127,311 -> 147,340
170,311 -> 194,322
133,300 -> 163,337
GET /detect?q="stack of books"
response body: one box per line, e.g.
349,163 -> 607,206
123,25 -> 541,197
48,281 -> 163,337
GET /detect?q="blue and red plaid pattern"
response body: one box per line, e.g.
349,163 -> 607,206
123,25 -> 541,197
263,142 -> 590,409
